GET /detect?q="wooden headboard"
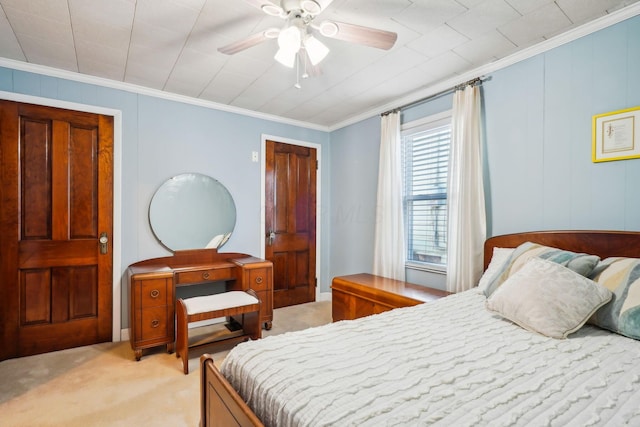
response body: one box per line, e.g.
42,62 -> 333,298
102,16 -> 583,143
484,230 -> 640,270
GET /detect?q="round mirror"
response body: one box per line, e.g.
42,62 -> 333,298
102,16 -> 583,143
149,173 -> 236,251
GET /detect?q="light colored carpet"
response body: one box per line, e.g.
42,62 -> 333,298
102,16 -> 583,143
0,300 -> 332,427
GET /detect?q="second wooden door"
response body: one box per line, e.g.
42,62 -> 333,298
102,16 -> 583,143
265,140 -> 317,308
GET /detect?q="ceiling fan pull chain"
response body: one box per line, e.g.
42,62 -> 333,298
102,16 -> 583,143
302,51 -> 309,79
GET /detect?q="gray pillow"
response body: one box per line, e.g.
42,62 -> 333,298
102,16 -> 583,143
486,258 -> 612,339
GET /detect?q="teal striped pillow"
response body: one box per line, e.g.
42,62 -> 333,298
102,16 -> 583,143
483,242 -> 600,297
589,257 -> 640,340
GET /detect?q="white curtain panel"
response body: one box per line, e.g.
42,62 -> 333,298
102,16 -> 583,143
446,85 -> 486,293
373,112 -> 406,281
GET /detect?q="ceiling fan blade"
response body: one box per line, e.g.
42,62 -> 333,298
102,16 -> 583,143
319,20 -> 397,50
218,31 -> 272,55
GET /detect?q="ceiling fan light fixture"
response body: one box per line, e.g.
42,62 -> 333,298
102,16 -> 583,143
304,35 -> 329,65
274,48 -> 297,68
275,24 -> 303,68
277,25 -> 302,51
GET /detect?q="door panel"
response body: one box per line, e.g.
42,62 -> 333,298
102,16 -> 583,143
69,124 -> 99,238
0,101 -> 113,360
20,269 -> 51,325
21,117 -> 52,240
61,266 -> 99,319
265,140 -> 317,308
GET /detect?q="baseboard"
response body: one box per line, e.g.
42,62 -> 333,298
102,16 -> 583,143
317,291 -> 332,302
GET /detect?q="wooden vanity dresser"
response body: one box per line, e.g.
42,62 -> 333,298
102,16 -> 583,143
127,249 -> 272,361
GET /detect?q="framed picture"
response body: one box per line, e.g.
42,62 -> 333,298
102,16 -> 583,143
592,106 -> 640,163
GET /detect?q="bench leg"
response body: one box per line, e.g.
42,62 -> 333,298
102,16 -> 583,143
176,299 -> 190,374
242,310 -> 261,341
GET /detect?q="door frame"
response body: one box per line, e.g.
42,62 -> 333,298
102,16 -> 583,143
0,90 -> 123,341
260,134 -> 325,301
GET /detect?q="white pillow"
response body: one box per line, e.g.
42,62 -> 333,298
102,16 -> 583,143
485,257 -> 612,339
477,247 -> 514,293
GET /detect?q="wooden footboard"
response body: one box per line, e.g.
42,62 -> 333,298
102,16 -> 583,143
200,354 -> 263,427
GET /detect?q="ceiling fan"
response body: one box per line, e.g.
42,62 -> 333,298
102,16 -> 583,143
218,0 -> 398,71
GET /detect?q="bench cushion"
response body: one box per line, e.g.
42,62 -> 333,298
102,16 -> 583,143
183,291 -> 259,315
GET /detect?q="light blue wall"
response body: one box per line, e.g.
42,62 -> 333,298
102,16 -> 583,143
484,14 -> 640,236
328,116 -> 380,277
329,14 -> 640,289
133,95 -> 330,260
0,69 -> 329,328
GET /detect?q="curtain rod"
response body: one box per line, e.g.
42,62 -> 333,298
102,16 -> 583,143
381,76 -> 488,116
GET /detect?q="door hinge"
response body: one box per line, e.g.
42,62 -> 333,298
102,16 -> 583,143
315,277 -> 318,287
316,160 -> 318,170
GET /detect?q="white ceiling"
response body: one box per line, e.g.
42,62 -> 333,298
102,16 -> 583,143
1,0 -> 639,129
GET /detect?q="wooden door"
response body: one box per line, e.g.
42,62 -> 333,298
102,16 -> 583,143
0,101 -> 113,361
265,140 -> 317,308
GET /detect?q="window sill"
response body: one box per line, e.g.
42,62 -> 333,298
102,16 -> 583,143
406,261 -> 446,275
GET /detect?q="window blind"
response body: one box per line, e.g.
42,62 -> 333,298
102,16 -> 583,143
403,124 -> 451,265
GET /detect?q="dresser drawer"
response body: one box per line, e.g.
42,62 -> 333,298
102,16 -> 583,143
138,306 -> 169,341
175,267 -> 234,285
247,268 -> 269,291
139,279 -> 169,308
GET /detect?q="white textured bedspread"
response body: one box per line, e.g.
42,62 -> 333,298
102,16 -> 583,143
220,289 -> 640,427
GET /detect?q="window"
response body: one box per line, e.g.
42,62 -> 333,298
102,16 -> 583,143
402,112 -> 452,269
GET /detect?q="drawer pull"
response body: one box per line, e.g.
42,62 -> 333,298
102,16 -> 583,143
202,272 -> 210,280
255,276 -> 263,284
150,289 -> 160,298
151,319 -> 160,328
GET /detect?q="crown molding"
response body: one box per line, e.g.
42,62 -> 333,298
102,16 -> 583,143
328,2 -> 640,131
0,57 -> 330,132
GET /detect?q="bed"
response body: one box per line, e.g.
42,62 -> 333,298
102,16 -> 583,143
200,230 -> 640,426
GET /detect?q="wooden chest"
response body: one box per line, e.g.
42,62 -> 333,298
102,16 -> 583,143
331,273 -> 450,321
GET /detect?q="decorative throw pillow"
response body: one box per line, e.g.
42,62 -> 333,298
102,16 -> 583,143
589,257 -> 640,340
486,258 -> 612,339
482,241 -> 600,297
477,247 -> 514,293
